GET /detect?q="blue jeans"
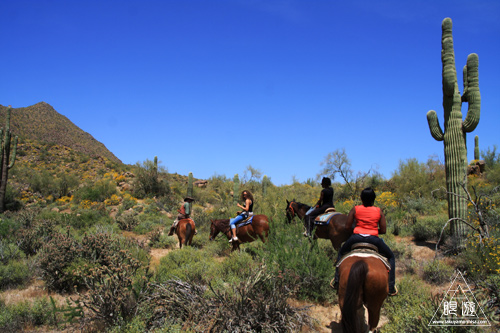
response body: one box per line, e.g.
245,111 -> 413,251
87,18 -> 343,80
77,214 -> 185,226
230,213 -> 247,229
334,234 -> 396,293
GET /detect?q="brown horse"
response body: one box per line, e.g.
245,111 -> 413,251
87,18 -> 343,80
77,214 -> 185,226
176,218 -> 196,249
209,215 -> 269,251
285,200 -> 352,250
337,255 -> 389,333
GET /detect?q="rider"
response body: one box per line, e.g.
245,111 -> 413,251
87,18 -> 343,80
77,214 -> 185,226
304,177 -> 334,237
168,197 -> 195,236
229,190 -> 254,243
333,187 -> 397,296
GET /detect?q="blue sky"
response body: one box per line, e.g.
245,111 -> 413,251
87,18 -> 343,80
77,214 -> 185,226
1,0 -> 499,185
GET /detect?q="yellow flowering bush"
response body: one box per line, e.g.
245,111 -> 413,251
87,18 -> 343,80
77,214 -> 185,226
377,191 -> 398,210
56,196 -> 73,205
104,194 -> 121,206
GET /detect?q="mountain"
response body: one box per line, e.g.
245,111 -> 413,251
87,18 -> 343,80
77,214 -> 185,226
0,102 -> 122,164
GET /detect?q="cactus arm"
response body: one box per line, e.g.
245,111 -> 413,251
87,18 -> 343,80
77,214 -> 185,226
462,53 -> 480,132
8,136 -> 17,169
427,110 -> 444,141
441,18 -> 457,98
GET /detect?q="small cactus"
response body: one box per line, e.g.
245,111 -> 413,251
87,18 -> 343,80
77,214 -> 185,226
0,106 -> 18,213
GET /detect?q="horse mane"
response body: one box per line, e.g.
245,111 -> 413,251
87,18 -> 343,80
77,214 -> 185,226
294,201 -> 311,210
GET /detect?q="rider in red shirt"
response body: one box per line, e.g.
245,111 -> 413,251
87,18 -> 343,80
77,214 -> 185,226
333,187 -> 397,296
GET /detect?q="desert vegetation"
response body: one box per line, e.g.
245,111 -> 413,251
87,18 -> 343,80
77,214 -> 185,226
0,137 -> 499,332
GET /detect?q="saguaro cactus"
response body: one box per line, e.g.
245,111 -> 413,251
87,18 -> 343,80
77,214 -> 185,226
233,174 -> 240,204
187,172 -> 193,211
262,175 -> 270,196
474,136 -> 479,161
0,106 -> 18,213
426,18 -> 480,244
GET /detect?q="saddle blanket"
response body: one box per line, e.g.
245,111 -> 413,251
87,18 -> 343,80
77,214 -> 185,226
336,249 -> 391,270
314,212 -> 341,225
236,216 -> 253,227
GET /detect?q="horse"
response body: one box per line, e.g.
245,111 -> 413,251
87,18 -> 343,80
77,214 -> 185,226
285,200 -> 352,250
209,215 -> 270,251
337,249 -> 389,333
176,218 -> 196,249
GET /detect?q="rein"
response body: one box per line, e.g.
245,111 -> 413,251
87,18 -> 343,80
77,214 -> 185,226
288,202 -> 296,218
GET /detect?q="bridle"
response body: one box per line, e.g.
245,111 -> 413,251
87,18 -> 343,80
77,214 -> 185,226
287,201 -> 297,221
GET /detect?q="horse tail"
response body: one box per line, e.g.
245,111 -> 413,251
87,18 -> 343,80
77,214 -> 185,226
184,222 -> 192,246
341,260 -> 368,333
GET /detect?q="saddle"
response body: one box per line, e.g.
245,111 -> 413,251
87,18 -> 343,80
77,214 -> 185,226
314,209 -> 340,225
336,243 -> 391,270
235,215 -> 254,228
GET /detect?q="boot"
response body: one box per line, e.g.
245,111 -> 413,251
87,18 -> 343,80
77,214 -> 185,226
168,226 -> 175,236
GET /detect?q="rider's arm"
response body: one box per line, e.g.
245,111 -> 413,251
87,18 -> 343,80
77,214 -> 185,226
378,208 -> 387,235
237,199 -> 251,212
315,190 -> 324,208
345,207 -> 356,230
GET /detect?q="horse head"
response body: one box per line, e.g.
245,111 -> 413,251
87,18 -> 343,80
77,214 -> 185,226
285,199 -> 297,223
209,219 -> 220,241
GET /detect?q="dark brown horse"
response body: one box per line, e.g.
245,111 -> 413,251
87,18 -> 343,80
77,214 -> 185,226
176,218 -> 196,249
209,215 -> 270,251
337,255 -> 389,333
285,200 -> 352,250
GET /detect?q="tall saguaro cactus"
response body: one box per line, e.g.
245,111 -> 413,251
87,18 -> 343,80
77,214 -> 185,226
187,172 -> 193,211
426,18 -> 481,244
0,106 -> 18,213
233,174 -> 240,204
474,136 -> 479,161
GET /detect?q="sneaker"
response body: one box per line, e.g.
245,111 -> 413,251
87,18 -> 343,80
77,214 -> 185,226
388,286 -> 398,296
229,236 -> 238,243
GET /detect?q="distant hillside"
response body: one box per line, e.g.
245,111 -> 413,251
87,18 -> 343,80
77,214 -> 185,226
0,102 -> 122,164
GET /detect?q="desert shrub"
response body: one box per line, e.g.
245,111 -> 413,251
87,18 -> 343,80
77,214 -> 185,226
0,259 -> 32,289
134,159 -> 170,199
383,275 -> 436,333
73,243 -> 151,328
0,240 -> 23,264
155,247 -> 218,285
72,179 -> 117,203
422,259 -> 455,284
142,265 -> 314,332
16,218 -> 57,256
460,231 -> 500,278
0,297 -> 53,332
38,229 -> 79,292
64,209 -> 113,229
121,193 -> 137,210
412,214 -> 447,242
115,210 -> 140,231
257,220 -> 335,302
214,252 -> 257,285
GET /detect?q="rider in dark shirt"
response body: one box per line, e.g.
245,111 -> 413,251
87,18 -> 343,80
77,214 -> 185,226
304,177 -> 334,237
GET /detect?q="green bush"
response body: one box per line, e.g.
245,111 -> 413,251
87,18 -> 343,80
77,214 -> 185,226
0,297 -> 53,332
256,220 -> 335,302
422,259 -> 455,284
72,179 -> 117,203
0,259 -> 32,289
155,247 -> 217,285
412,215 -> 447,242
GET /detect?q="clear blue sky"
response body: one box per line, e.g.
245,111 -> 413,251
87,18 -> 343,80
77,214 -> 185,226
1,0 -> 499,185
